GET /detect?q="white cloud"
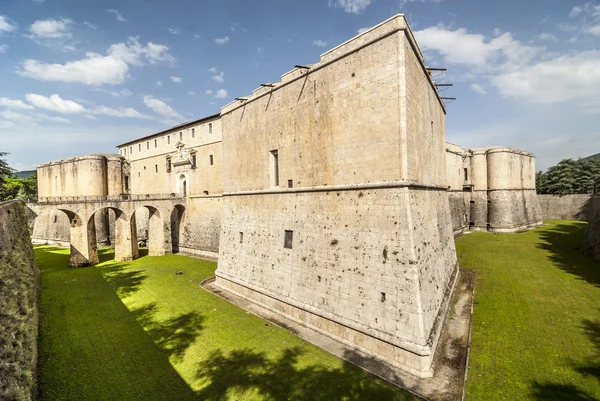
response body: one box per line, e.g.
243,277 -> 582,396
90,106 -> 151,119
143,96 -> 184,121
212,72 -> 225,83
214,36 -> 230,45
586,25 -> 600,35
470,83 -> 486,95
491,51 -> 600,104
312,39 -> 327,47
204,89 -> 213,95
107,9 -> 127,22
84,21 -> 98,30
42,115 -> 71,124
538,33 -> 557,41
91,88 -> 133,97
357,27 -> 371,34
0,16 -> 18,33
18,37 -> 175,86
208,67 -> 218,73
0,97 -> 34,110
193,34 -> 201,39
214,89 -> 228,99
0,44 -> 7,54
33,0 -> 46,3
170,76 -> 182,83
188,91 -> 195,96
25,93 -> 85,114
329,0 -> 372,14
156,80 -> 162,87
168,27 -> 180,35
414,26 -> 542,71
570,2 -> 600,18
28,18 -> 72,39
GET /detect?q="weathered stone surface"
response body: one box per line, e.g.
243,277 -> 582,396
538,194 -> 594,221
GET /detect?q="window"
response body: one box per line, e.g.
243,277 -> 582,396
155,164 -> 158,173
166,157 -> 172,173
154,139 -> 157,148
284,230 -> 293,249
464,168 -> 468,181
147,141 -> 149,150
144,166 -> 146,170
239,232 -> 243,243
168,136 -> 171,145
209,123 -> 212,134
124,148 -> 127,155
209,155 -> 213,165
129,146 -> 132,154
288,179 -> 293,188
180,131 -> 182,141
191,153 -> 197,168
192,128 -> 195,138
138,172 -> 140,177
124,175 -> 129,190
270,150 -> 279,187
139,144 -> 141,152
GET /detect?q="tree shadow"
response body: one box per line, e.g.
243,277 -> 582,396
531,317 -> 600,400
195,346 -> 417,400
536,222 -> 600,287
133,302 -> 205,363
102,262 -> 148,298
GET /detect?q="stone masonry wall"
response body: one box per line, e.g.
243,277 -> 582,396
538,194 -> 594,220
584,196 -> 600,261
0,201 -> 39,400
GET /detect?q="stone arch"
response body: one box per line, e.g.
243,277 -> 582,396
30,207 -> 71,246
170,204 -> 186,254
88,206 -> 138,262
131,205 -> 169,256
178,173 -> 188,197
57,208 -> 99,267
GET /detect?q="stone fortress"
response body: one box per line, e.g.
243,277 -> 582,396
28,15 -> 542,378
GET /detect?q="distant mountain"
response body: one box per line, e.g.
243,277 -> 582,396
15,170 -> 35,179
582,153 -> 600,162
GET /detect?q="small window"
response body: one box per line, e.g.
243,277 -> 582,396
53,215 -> 57,223
192,128 -> 195,138
166,158 -> 172,173
139,143 -> 141,152
168,136 -> 171,145
239,232 -> 243,243
180,131 -> 182,141
191,153 -> 197,168
147,141 -> 149,150
129,146 -> 132,154
284,230 -> 293,249
203,190 -> 209,195
270,150 -> 279,187
288,179 -> 293,188
144,166 -> 146,170
138,172 -> 140,177
124,148 -> 127,155
464,168 -> 468,181
124,175 -> 129,190
154,139 -> 157,148
209,123 -> 212,134
209,155 -> 213,165
155,164 -> 158,173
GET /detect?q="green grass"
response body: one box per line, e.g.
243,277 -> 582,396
36,246 -> 416,401
459,221 -> 600,400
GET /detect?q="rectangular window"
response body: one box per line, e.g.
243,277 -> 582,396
464,168 -> 468,181
147,142 -> 149,150
124,175 -> 129,190
155,164 -> 158,173
191,153 -> 197,168
139,143 -> 141,152
209,155 -> 213,165
239,232 -> 243,243
209,123 -> 212,134
270,150 -> 279,187
129,146 -> 132,154
154,139 -> 157,148
192,128 -> 195,138
284,230 -> 293,249
124,148 -> 127,155
288,179 -> 293,188
166,158 -> 172,173
168,136 -> 171,145
180,131 -> 182,141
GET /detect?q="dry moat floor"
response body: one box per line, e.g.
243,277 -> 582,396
36,220 -> 600,400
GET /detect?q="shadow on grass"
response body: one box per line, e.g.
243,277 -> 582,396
195,347 -> 415,401
536,222 -> 600,288
134,302 -> 205,362
532,317 -> 600,401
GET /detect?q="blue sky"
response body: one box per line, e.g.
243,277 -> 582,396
0,0 -> 599,171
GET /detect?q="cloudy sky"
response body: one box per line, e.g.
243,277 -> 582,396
0,0 -> 598,171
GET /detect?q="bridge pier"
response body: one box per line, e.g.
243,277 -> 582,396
147,207 -> 173,256
69,213 -> 99,267
114,209 -> 139,261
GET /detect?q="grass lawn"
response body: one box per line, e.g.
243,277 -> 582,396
459,220 -> 600,400
36,247 -> 416,401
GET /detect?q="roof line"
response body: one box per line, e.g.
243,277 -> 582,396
116,113 -> 221,148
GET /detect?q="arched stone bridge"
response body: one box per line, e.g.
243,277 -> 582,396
27,195 -> 186,267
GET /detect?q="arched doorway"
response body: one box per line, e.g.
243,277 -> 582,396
179,174 -> 187,197
131,206 -> 168,256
